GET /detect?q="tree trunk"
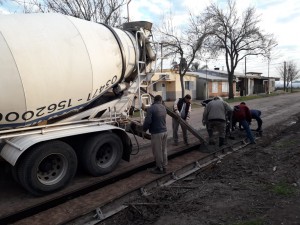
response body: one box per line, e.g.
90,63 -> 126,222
228,72 -> 234,99
180,74 -> 185,98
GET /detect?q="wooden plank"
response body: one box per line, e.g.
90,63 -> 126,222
165,106 -> 207,144
140,88 -> 207,144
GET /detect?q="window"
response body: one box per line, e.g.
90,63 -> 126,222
185,81 -> 194,90
222,82 -> 228,92
185,81 -> 190,90
271,80 -> 275,88
153,83 -> 157,91
212,82 -> 218,93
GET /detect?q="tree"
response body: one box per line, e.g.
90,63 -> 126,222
191,61 -> 200,71
202,0 -> 277,99
11,0 -> 126,26
278,61 -> 300,92
156,12 -> 213,97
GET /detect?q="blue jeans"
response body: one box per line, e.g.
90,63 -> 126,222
240,120 -> 255,143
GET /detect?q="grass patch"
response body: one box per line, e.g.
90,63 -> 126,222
191,102 -> 202,108
273,139 -> 297,149
271,182 -> 296,196
231,219 -> 264,225
225,93 -> 280,104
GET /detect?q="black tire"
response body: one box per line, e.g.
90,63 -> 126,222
17,141 -> 77,196
81,133 -> 123,176
11,164 -> 20,184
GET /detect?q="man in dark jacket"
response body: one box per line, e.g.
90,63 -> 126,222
172,94 -> 191,145
143,95 -> 168,174
233,102 -> 256,144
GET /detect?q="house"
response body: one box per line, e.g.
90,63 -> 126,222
149,70 -> 197,101
189,69 -> 278,99
235,72 -> 278,95
147,68 -> 278,102
188,69 -> 237,100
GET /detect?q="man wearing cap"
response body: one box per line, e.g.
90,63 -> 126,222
143,95 -> 168,174
202,96 -> 233,147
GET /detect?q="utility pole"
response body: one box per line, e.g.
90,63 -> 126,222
268,57 -> 270,94
283,61 -> 286,92
290,68 -> 293,93
244,57 -> 247,96
160,43 -> 163,73
206,60 -> 208,99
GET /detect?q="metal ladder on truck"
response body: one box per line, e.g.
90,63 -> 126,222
134,30 -> 154,122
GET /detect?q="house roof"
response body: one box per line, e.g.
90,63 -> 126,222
261,76 -> 280,81
187,72 -> 229,81
198,69 -> 245,76
190,69 -> 279,80
246,72 -> 263,75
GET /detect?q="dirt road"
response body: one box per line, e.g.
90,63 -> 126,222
161,92 -> 300,144
100,92 -> 300,225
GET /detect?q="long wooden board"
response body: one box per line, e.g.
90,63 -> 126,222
141,88 -> 207,144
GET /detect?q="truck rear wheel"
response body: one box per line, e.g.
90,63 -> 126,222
11,164 -> 20,184
17,141 -> 77,196
81,133 -> 123,176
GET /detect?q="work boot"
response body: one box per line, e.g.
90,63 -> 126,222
209,140 -> 215,145
219,137 -> 225,147
150,167 -> 166,174
184,139 -> 189,145
200,142 -> 216,153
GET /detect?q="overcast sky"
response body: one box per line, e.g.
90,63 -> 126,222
1,0 -> 299,78
128,0 -> 300,78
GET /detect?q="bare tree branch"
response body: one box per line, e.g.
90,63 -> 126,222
277,61 -> 300,92
155,11 -> 214,97
202,0 -> 277,98
11,0 -> 126,26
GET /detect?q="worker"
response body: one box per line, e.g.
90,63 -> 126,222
172,94 -> 192,145
233,102 -> 256,144
235,104 -> 263,132
250,109 -> 263,131
143,95 -> 168,174
202,96 -> 233,147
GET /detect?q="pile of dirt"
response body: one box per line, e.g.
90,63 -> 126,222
100,115 -> 300,225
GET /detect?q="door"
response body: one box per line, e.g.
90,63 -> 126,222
161,83 -> 166,101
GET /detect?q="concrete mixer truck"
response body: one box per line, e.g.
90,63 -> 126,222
0,13 -> 156,196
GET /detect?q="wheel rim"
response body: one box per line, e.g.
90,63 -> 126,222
96,143 -> 117,168
37,153 -> 68,185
